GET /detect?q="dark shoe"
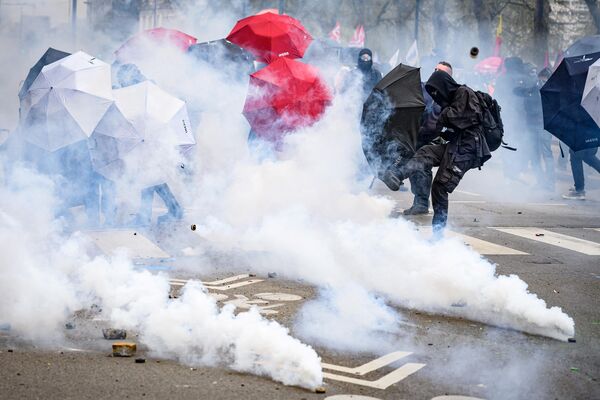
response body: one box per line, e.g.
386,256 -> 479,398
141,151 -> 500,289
562,188 -> 585,200
403,205 -> 429,215
381,169 -> 403,191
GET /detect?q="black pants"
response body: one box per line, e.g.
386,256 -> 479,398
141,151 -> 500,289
569,147 -> 600,191
408,169 -> 432,208
398,144 -> 473,229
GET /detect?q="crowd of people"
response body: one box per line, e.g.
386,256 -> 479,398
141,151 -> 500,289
4,36 -> 600,233
352,48 -> 600,233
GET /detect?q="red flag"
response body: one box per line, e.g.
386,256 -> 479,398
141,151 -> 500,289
493,36 -> 502,57
328,21 -> 341,43
348,25 -> 365,48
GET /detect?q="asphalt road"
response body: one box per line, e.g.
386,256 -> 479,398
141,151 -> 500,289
1,163 -> 599,400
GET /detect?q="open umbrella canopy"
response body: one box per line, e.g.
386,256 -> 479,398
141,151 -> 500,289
19,51 -> 113,152
565,35 -> 600,57
243,58 -> 331,143
88,81 -> 195,185
541,52 -> 600,151
361,63 -> 425,174
187,39 -> 254,76
116,28 -> 197,63
18,47 -> 70,101
227,12 -> 312,64
582,58 -> 600,128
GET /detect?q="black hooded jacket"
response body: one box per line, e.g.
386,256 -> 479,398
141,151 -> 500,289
425,71 -> 491,167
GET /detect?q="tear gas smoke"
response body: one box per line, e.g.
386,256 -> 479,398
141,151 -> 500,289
0,4 -> 579,393
0,166 -> 322,389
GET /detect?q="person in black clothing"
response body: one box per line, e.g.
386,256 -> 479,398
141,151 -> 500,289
382,70 -> 491,232
340,48 -> 383,102
514,67 -> 555,191
405,61 -> 453,215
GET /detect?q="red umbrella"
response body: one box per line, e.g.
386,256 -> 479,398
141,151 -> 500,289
243,58 -> 332,143
116,28 -> 197,63
474,56 -> 504,75
227,12 -> 312,63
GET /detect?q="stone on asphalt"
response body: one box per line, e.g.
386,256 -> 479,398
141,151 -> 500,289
135,358 -> 146,363
65,322 -> 76,330
268,272 -> 277,278
103,328 -> 127,340
315,386 -> 326,393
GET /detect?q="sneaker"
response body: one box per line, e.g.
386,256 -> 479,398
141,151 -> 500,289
403,205 -> 430,215
381,169 -> 403,191
562,188 -> 586,200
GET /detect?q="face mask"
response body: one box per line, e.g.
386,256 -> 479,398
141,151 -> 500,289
358,53 -> 373,71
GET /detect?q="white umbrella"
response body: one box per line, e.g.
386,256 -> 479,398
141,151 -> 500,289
582,58 -> 600,127
88,81 -> 195,186
19,51 -> 113,152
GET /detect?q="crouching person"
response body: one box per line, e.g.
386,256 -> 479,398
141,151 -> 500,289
383,70 -> 492,233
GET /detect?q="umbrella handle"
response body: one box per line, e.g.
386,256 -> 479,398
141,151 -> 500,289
369,175 -> 376,189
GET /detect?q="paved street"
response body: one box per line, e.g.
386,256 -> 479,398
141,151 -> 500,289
1,163 -> 599,400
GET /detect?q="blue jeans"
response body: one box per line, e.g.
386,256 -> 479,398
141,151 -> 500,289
569,147 -> 600,191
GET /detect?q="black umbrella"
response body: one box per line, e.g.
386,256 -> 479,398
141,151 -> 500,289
188,39 -> 253,69
360,63 -> 425,175
18,48 -> 70,100
541,51 -> 600,151
565,35 -> 600,57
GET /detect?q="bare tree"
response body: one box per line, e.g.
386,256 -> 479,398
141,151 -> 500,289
473,0 -> 493,55
584,0 -> 600,33
432,0 -> 448,54
533,0 -> 549,65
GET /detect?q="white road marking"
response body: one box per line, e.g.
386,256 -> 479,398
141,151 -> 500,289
224,295 -> 284,315
203,274 -> 255,285
169,275 -> 264,291
585,228 -> 600,232
206,279 -> 264,291
455,190 -> 481,196
84,230 -> 170,259
525,203 -> 567,207
323,363 -> 426,390
322,351 -> 412,376
418,227 -> 527,255
493,228 -> 600,255
254,293 -> 303,301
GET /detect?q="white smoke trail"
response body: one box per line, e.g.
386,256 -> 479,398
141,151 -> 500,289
186,91 -> 575,342
0,166 -> 322,389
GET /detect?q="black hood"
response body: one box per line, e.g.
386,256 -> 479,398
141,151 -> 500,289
424,70 -> 460,108
358,48 -> 373,72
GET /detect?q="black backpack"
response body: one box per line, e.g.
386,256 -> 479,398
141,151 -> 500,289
475,91 -> 506,151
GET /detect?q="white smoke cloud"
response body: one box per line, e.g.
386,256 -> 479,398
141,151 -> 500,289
0,166 -> 322,389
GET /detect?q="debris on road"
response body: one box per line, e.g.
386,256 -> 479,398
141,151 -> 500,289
65,322 -> 76,330
568,338 -> 577,343
268,272 -> 277,278
473,218 -> 479,222
535,233 -> 545,237
135,358 -> 146,364
7,349 -> 13,353
103,328 -> 127,340
570,367 -> 580,372
191,224 -> 197,231
315,386 -> 326,393
517,211 -> 522,214
112,342 -> 136,357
